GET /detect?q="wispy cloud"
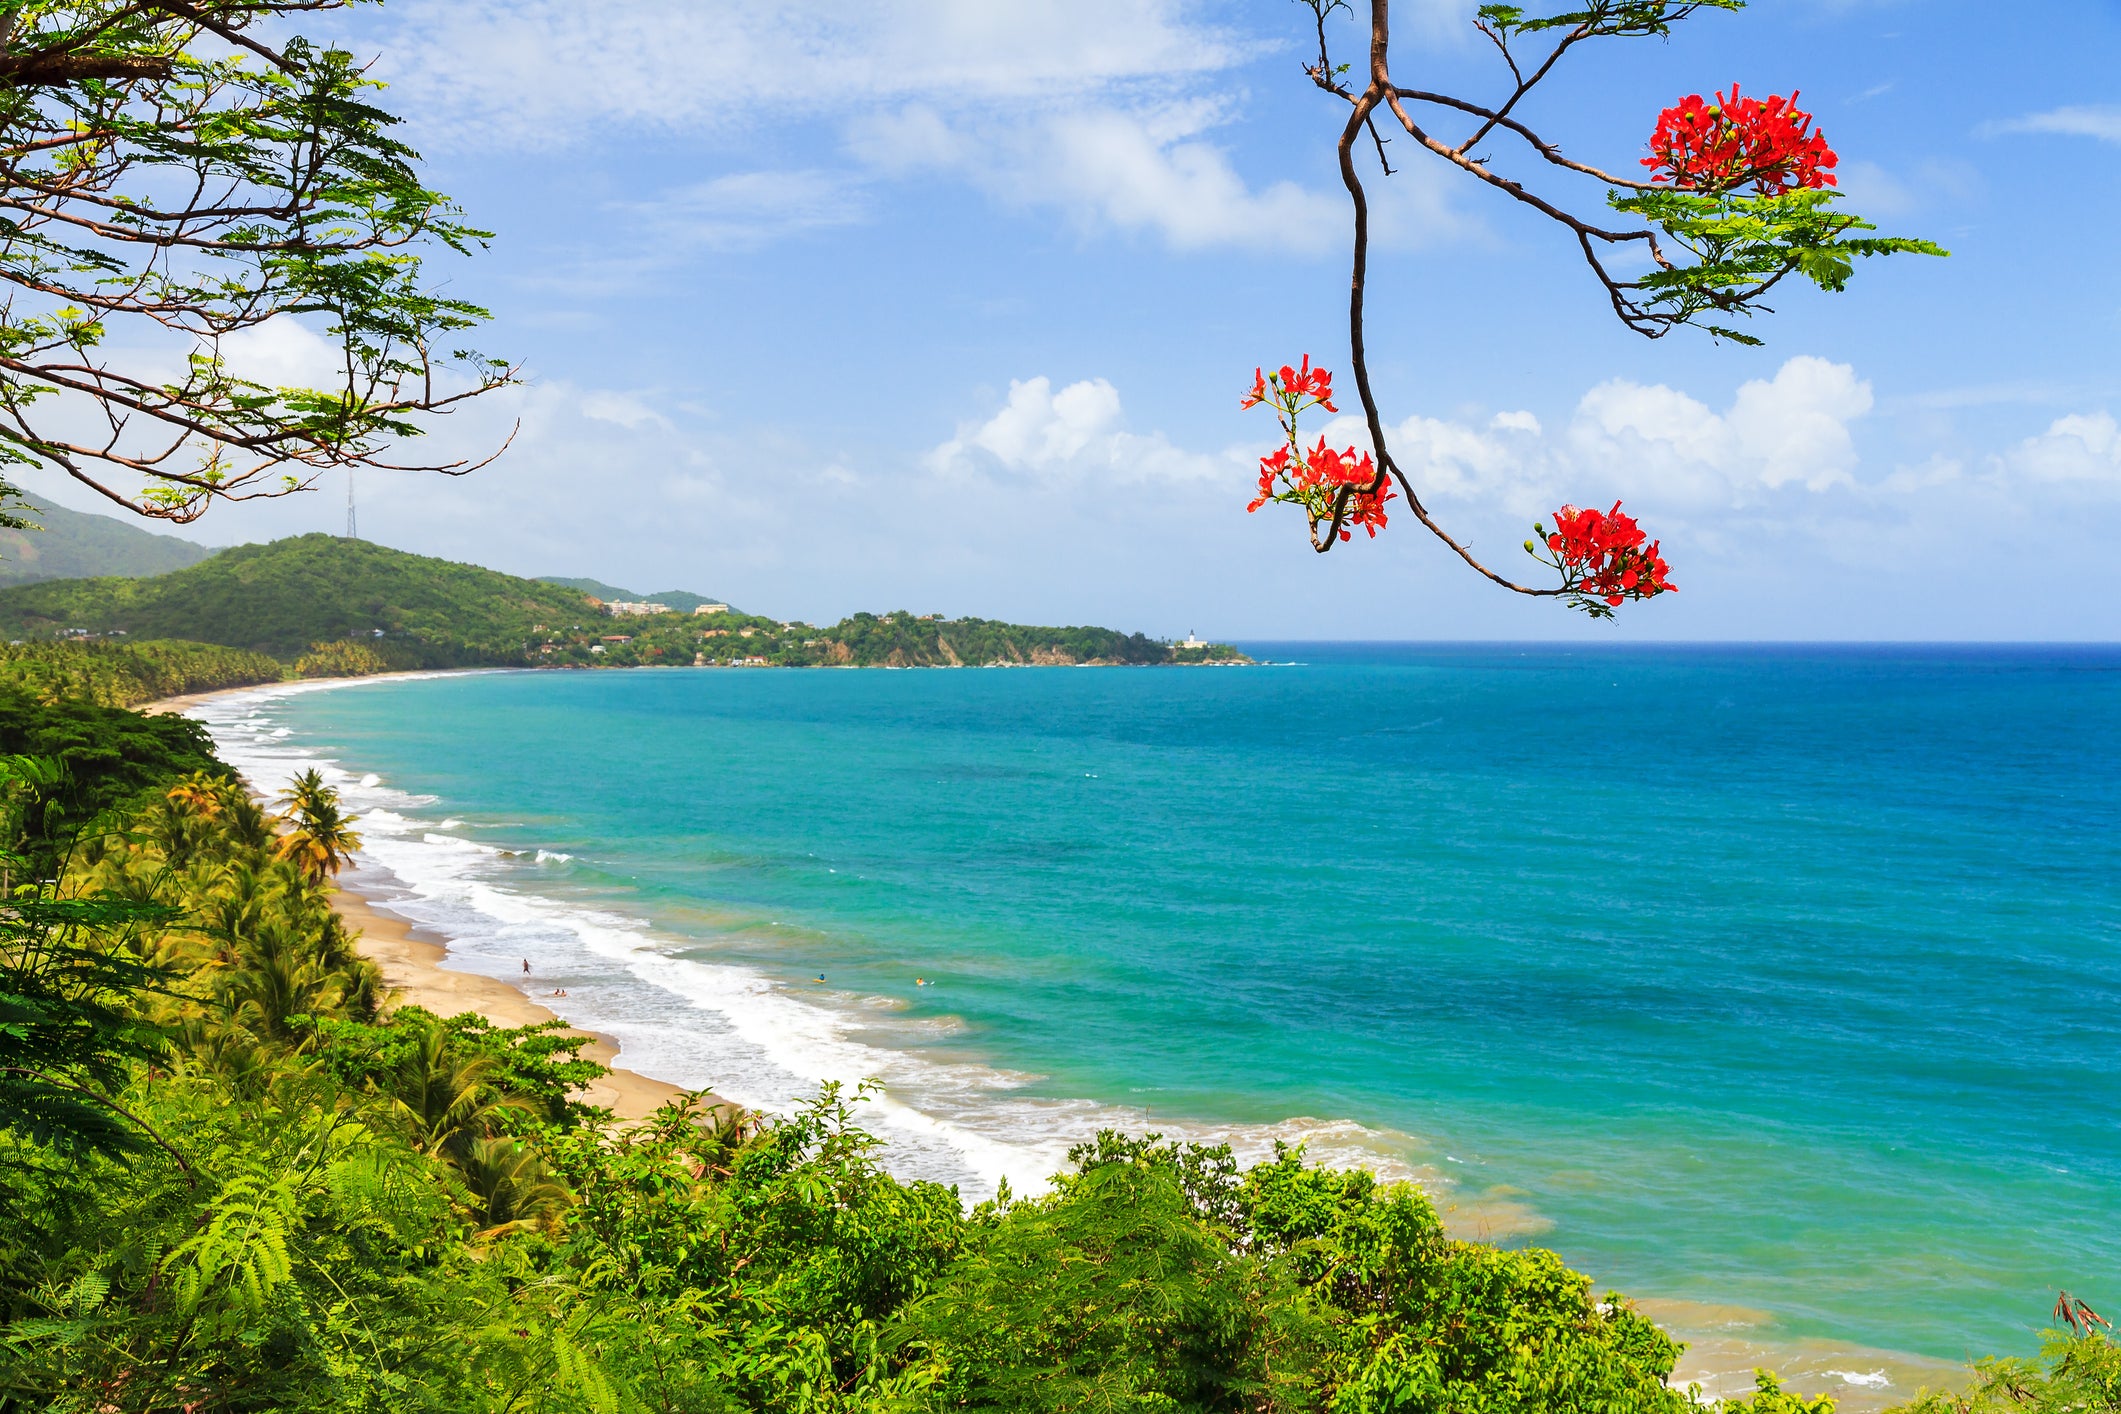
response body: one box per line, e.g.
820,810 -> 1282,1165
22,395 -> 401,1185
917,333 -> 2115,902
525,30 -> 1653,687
1981,105 -> 2121,144
355,0 -> 1256,149
343,0 -> 1451,260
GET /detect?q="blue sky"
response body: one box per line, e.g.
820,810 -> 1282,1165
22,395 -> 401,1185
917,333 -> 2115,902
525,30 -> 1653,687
45,0 -> 2121,640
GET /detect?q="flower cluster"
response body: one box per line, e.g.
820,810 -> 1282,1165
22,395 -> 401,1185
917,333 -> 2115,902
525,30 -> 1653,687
1643,86 -> 1838,196
1242,355 -> 1336,414
1525,501 -> 1675,616
1242,359 -> 1393,544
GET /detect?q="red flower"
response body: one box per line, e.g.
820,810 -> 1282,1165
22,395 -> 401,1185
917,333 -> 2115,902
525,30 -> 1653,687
1643,85 -> 1837,196
1275,355 -> 1337,413
1241,358 -> 1382,539
1531,500 -> 1675,613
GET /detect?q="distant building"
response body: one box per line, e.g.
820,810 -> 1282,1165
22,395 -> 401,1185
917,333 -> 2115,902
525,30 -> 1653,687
600,634 -> 633,644
608,601 -> 672,616
693,603 -> 730,615
1178,632 -> 1209,650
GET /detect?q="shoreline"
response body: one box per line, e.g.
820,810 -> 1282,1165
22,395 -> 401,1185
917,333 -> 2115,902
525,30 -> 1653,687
330,884 -> 700,1123
145,675 -> 710,1124
138,669 -> 484,719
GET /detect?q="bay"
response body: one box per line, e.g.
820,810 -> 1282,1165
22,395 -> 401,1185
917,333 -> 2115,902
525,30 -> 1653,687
195,643 -> 2121,1379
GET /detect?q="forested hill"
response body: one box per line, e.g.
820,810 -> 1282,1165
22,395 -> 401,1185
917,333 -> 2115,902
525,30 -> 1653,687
0,498 -> 213,586
0,534 -> 598,667
0,534 -> 1248,671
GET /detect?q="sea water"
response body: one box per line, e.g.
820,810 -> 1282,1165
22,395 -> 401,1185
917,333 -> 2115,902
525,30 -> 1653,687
191,645 -> 2121,1398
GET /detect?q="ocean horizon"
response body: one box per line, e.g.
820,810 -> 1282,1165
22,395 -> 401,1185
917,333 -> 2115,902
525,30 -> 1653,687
190,642 -> 2121,1404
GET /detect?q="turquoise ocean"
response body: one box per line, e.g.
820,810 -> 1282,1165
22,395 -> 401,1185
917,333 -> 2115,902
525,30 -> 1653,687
192,646 -> 2121,1402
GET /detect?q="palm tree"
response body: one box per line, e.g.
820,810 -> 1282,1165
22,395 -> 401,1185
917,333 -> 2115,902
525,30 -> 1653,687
219,916 -> 346,1046
165,770 -> 227,819
458,1134 -> 572,1237
272,771 -> 361,883
384,1026 -> 534,1158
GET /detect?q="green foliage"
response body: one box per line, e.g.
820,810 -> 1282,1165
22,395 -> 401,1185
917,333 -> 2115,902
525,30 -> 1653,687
0,637 -> 284,707
0,499 -> 212,587
0,892 -> 175,1166
620,608 -> 1249,670
0,687 -> 230,871
1887,1330 -> 2121,1414
0,1 -> 510,517
293,638 -> 392,678
1477,1 -> 1745,38
0,533 -> 600,663
1610,187 -> 1948,344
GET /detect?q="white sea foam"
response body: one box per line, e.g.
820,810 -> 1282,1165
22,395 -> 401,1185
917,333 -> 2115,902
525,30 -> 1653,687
186,677 -> 1448,1203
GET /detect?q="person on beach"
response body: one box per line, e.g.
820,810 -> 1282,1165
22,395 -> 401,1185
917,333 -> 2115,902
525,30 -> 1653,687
522,959 -> 530,974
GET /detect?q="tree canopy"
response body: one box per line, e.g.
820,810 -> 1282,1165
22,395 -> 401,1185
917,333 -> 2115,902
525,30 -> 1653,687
0,0 -> 511,524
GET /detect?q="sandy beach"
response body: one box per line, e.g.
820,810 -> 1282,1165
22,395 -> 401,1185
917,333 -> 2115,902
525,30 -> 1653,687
146,675 -> 710,1124
332,886 -> 695,1121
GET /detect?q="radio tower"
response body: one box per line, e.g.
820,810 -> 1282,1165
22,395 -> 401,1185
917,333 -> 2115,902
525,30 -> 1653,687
345,469 -> 357,540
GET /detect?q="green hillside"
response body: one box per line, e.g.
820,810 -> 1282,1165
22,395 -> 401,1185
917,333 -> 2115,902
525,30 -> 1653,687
0,535 -> 1248,673
0,498 -> 213,586
0,534 -> 601,666
538,576 -> 725,611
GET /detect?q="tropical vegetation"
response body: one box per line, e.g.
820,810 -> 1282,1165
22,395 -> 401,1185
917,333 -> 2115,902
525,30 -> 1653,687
0,640 -> 284,709
0,534 -> 1246,672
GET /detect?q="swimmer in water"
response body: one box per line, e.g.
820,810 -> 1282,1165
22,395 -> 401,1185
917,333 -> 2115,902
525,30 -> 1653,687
815,973 -> 826,983
522,959 -> 530,974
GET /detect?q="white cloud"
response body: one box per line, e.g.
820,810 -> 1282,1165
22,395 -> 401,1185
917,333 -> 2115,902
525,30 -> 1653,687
622,170 -> 868,253
1300,356 -> 1874,515
1572,356 -> 1873,499
580,391 -> 671,432
217,318 -> 347,388
860,100 -> 1351,253
928,376 -> 1221,481
2005,412 -> 2121,483
344,0 -> 1466,259
1985,105 -> 2121,144
1725,357 -> 1876,490
356,0 -> 1252,146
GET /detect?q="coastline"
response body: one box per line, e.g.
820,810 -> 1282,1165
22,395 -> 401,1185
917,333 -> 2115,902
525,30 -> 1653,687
139,674 -> 1970,1411
138,669 -> 480,719
143,674 -> 710,1125
331,884 -> 697,1123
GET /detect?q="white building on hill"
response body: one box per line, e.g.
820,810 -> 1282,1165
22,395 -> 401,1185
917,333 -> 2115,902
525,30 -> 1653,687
608,601 -> 672,616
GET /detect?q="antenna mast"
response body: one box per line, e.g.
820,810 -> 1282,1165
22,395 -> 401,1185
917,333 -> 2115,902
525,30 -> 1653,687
346,469 -> 356,539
